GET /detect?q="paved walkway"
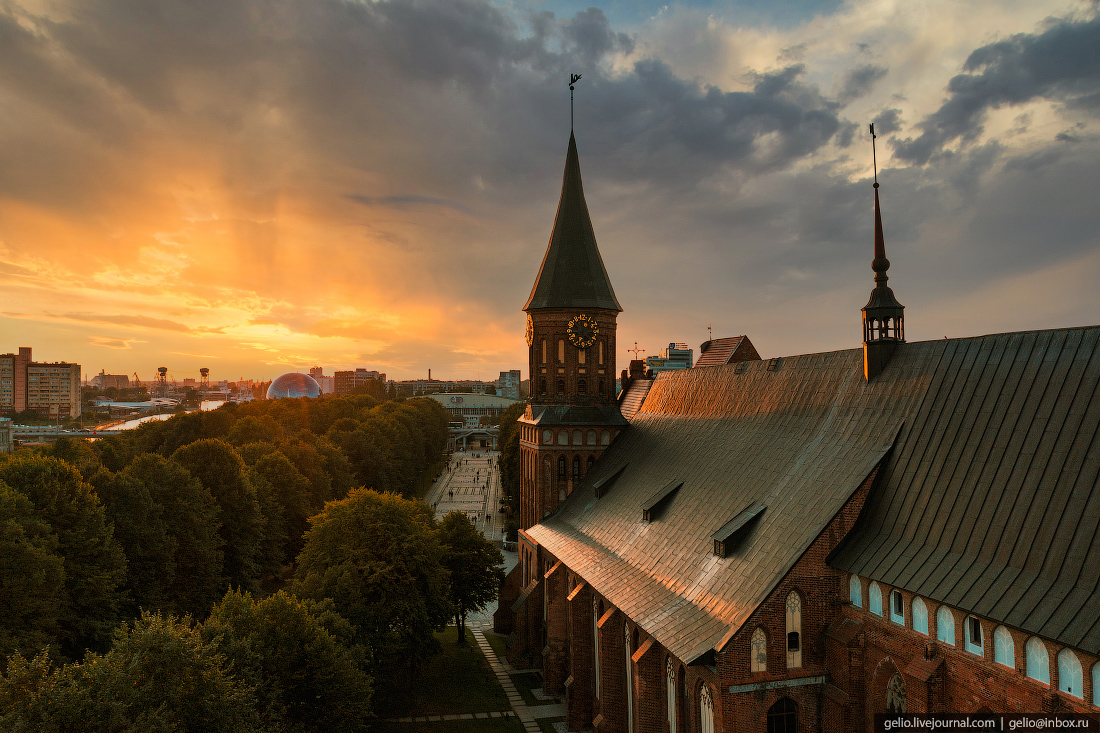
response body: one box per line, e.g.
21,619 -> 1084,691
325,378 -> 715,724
472,629 -> 566,733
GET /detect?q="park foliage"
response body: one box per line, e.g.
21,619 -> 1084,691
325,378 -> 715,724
0,394 -> 506,731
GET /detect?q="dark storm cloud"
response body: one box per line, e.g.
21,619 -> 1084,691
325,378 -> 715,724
872,108 -> 904,136
837,64 -> 887,106
893,14 -> 1100,164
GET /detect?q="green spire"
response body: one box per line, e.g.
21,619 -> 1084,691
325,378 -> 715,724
523,133 -> 622,312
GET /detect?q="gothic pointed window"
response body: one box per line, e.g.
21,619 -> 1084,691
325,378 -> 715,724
994,626 -> 1014,668
587,430 -> 596,446
849,575 -> 862,607
573,455 -> 580,478
1058,649 -> 1083,699
666,658 -> 677,733
557,379 -> 564,395
1026,637 -> 1049,684
936,606 -> 955,646
766,698 -> 797,733
558,456 -> 566,480
912,598 -> 928,635
886,674 -> 907,713
700,685 -> 715,733
785,591 -> 802,669
751,628 -> 767,672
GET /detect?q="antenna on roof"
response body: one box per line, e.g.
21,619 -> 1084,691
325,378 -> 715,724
569,74 -> 582,132
869,122 -> 878,186
707,324 -> 713,341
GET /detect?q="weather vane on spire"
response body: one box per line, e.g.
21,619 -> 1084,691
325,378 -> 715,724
869,122 -> 879,187
569,74 -> 582,131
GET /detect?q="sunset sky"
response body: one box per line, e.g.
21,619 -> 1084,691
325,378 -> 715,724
1,0 -> 1099,383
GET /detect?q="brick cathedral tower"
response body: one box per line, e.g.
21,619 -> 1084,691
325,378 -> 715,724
517,132 -> 628,530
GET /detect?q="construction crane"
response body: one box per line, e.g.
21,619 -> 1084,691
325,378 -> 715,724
133,372 -> 141,387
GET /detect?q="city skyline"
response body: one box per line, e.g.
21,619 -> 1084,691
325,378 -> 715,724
2,0 -> 1099,381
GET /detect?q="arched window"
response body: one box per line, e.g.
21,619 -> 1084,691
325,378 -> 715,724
700,685 -> 715,733
587,430 -> 596,446
541,340 -> 547,364
557,430 -> 568,445
1092,662 -> 1100,706
993,626 -> 1014,668
666,658 -> 677,733
766,697 -> 797,733
539,379 -> 547,395
557,456 -> 566,480
1058,649 -> 1083,699
751,627 -> 767,672
912,598 -> 928,635
601,430 -> 611,445
869,582 -> 883,616
572,455 -> 580,478
587,455 -> 595,471
1026,637 -> 1049,684
599,341 -> 605,365
625,624 -> 635,733
890,590 -> 905,625
593,600 -> 601,699
557,379 -> 565,395
965,616 -> 984,656
849,575 -> 862,607
558,339 -> 565,363
886,673 -> 907,713
542,429 -> 552,444
573,429 -> 582,445
936,606 -> 955,646
786,591 -> 802,669
578,379 -> 587,393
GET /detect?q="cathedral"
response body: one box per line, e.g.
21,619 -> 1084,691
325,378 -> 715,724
495,132 -> 1100,732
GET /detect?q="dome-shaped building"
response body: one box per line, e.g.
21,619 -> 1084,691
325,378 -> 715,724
266,372 -> 321,400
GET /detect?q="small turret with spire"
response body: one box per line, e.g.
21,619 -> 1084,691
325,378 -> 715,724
862,123 -> 905,380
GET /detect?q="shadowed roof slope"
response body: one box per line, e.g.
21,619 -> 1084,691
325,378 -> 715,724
523,133 -> 621,312
526,344 -> 941,663
832,326 -> 1100,654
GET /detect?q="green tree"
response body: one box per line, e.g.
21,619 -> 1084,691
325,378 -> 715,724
39,438 -> 100,480
0,482 -> 65,659
0,456 -> 126,658
496,401 -> 525,518
203,590 -> 372,731
291,489 -> 451,695
0,613 -> 262,733
172,439 -> 263,592
252,451 -> 312,563
123,454 -> 225,617
437,512 -> 505,643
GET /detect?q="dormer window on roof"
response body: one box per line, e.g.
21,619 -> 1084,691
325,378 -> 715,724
711,503 -> 765,558
641,480 -> 683,522
593,464 -> 627,499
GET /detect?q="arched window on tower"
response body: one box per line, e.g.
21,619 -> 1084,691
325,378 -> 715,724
541,340 -> 546,364
572,455 -> 580,478
766,698 -> 797,733
578,348 -> 586,365
557,456 -> 566,480
786,591 -> 801,669
573,429 -> 582,445
599,378 -> 606,395
578,379 -> 587,393
599,341 -> 605,365
587,430 -> 596,446
558,339 -> 565,363
1026,637 -> 1049,684
557,379 -> 565,395
699,685 -> 715,733
1058,649 -> 1083,699
587,455 -> 595,471
751,628 -> 767,672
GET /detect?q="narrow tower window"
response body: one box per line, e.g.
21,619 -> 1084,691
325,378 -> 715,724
578,348 -> 586,365
965,616 -> 983,656
849,575 -> 862,607
558,339 -> 565,363
557,456 -> 566,480
785,591 -> 801,669
573,455 -> 580,478
541,340 -> 547,364
599,341 -> 605,365
890,590 -> 904,625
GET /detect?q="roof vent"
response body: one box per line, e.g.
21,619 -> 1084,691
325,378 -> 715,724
766,357 -> 782,371
641,480 -> 683,522
711,503 -> 766,558
734,362 -> 747,375
593,464 -> 627,499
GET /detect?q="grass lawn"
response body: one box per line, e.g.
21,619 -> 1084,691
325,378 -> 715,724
375,627 -> 511,718
537,718 -> 566,733
483,630 -> 509,661
509,672 -> 547,708
372,717 -> 525,733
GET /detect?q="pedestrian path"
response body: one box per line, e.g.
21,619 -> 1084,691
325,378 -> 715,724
472,630 -> 566,733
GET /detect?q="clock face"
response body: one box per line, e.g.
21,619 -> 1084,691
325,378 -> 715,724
567,314 -> 599,348
525,314 -> 534,346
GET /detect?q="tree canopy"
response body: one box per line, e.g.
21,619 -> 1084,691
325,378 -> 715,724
437,511 -> 505,642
